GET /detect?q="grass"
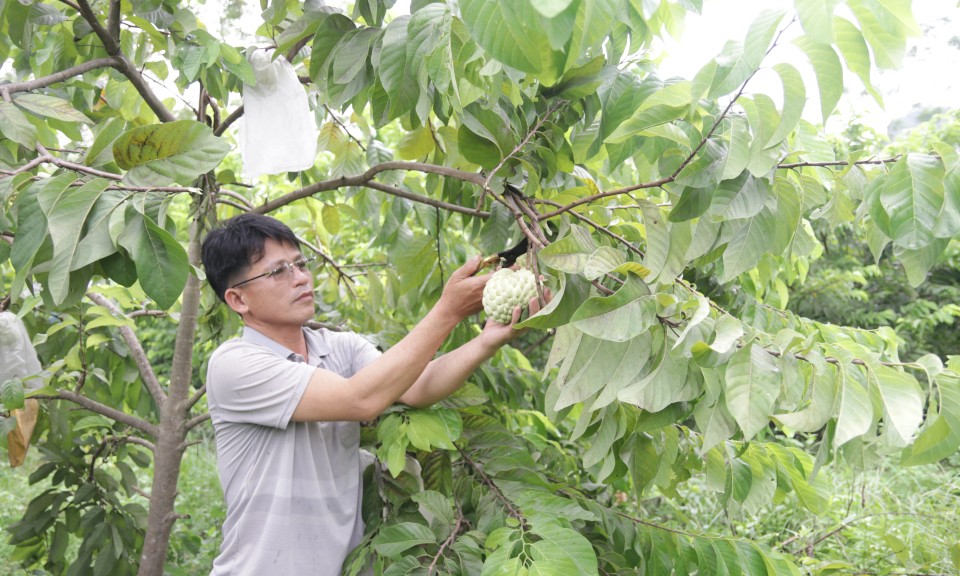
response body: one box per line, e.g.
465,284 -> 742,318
0,436 -> 226,576
644,453 -> 960,574
0,449 -> 54,576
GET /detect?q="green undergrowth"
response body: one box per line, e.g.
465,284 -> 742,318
634,453 -> 960,574
4,434 -> 958,574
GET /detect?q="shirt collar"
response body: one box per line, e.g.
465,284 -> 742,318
242,325 -> 333,362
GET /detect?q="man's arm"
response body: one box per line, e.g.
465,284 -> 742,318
399,295 -> 543,408
291,257 -> 488,422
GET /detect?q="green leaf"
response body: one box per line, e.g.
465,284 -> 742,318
872,366 -> 923,447
833,364 -> 873,448
694,393 -> 737,454
571,276 -> 656,342
725,344 -> 781,440
84,118 -> 127,168
670,185 -> 715,223
795,0 -> 840,43
459,0 -> 563,84
554,334 -> 618,409
720,205 -> 779,282
13,94 -> 91,124
1,377 -> 25,410
406,409 -> 462,451
372,522 -> 436,557
112,120 -> 231,187
37,178 -> 112,305
397,126 -> 435,160
605,81 -> 692,143
331,27 -> 378,85
0,101 -> 38,147
743,10 -> 786,69
879,154 -> 945,250
934,166 -> 960,238
776,357 -> 837,432
117,208 -> 189,309
902,373 -> 960,466
619,343 -> 696,413
767,63 -> 805,146
10,175 -> 74,300
538,225 -> 597,274
528,520 -> 599,576
894,238 -> 949,287
582,246 -> 625,280
833,16 -> 883,105
219,44 -> 256,85
794,37 -> 843,123
516,273 -> 593,330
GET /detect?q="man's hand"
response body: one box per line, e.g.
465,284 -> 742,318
437,256 -> 491,320
479,287 -> 552,350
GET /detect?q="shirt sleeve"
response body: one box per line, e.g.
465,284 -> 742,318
207,342 -> 315,429
347,333 -> 382,377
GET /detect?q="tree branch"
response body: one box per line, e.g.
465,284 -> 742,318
87,292 -> 167,407
33,390 -> 158,436
186,384 -> 206,412
185,412 -> 211,432
250,162 -> 488,216
74,0 -> 175,122
363,181 -> 489,217
108,0 -> 121,42
0,58 -> 120,95
538,21 -> 800,222
214,104 -> 244,136
296,235 -> 357,298
428,501 -> 464,576
777,157 -> 901,170
477,100 -> 566,211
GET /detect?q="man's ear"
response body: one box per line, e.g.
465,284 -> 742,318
224,288 -> 249,316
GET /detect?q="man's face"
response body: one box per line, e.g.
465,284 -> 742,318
224,238 -> 315,328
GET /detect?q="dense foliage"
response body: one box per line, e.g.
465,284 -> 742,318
1,0 -> 959,574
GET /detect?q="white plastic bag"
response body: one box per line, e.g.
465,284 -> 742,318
1,310 -> 42,467
0,311 -> 41,387
240,50 -> 318,178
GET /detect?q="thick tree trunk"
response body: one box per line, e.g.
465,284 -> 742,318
138,214 -> 206,576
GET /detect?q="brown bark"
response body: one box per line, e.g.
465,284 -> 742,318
137,211 -> 207,576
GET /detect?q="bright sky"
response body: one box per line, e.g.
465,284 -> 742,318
655,0 -> 960,133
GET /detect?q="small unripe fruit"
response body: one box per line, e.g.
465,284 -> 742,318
482,268 -> 537,324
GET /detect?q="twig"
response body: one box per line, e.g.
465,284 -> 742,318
458,447 -> 528,528
323,104 -> 367,151
777,157 -> 901,170
214,104 -> 244,136
295,235 -> 357,298
476,100 -> 566,211
74,0 -> 175,122
427,500 -> 464,576
185,412 -> 211,432
538,20 -> 797,222
87,292 -> 167,407
252,161 -> 486,214
0,58 -> 120,95
186,384 -> 206,412
33,390 -> 158,436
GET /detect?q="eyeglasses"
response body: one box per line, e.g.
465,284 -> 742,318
231,257 -> 314,288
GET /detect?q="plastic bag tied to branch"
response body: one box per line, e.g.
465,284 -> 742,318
1,311 -> 42,467
240,50 -> 319,178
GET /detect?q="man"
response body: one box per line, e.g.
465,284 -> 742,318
200,213 -> 541,575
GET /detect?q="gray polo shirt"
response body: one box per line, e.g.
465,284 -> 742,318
207,326 -> 381,576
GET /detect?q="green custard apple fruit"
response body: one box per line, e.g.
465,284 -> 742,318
482,268 -> 537,324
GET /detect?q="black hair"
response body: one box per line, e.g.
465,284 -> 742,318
201,213 -> 301,302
